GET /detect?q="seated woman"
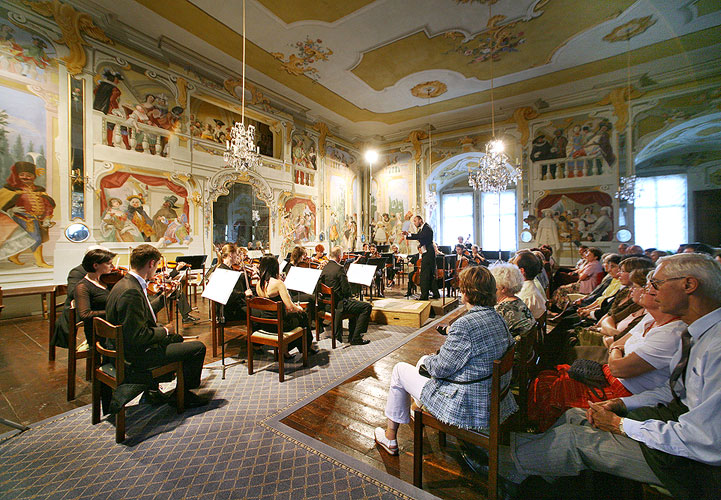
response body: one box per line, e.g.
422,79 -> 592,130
254,255 -> 317,356
573,269 -> 649,347
489,263 -> 537,350
311,243 -> 327,264
217,243 -> 254,321
550,246 -> 604,311
374,266 -> 517,455
470,245 -> 488,266
74,248 -> 117,344
528,271 -> 685,430
282,245 -> 316,325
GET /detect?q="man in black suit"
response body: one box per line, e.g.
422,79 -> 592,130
106,244 -> 208,407
318,245 -> 372,345
403,215 -> 440,301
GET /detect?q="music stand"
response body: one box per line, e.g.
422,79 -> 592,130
366,257 -> 387,301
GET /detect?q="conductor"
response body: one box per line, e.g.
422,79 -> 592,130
402,215 -> 440,301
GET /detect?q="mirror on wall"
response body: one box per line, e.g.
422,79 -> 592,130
69,75 -> 85,219
520,229 -> 533,243
212,182 -> 270,248
616,227 -> 633,242
65,222 -> 90,242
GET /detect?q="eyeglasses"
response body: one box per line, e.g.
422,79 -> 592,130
648,276 -> 687,290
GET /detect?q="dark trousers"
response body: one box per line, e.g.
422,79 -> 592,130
336,298 -> 372,342
419,251 -> 440,300
627,400 -> 721,499
133,340 -> 206,390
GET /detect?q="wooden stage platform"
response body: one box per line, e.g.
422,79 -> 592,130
279,306 -> 493,500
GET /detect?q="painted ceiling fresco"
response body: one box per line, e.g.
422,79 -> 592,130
104,0 -> 721,135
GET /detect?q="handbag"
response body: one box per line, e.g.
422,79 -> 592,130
567,359 -> 608,389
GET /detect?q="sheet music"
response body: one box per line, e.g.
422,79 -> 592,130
347,263 -> 376,286
247,250 -> 263,259
201,268 -> 241,305
284,267 -> 322,296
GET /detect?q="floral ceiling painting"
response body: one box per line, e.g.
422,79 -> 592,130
271,36 -> 333,81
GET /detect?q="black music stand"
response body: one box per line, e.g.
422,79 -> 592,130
366,257 -> 387,301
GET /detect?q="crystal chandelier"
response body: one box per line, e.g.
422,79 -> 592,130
468,3 -> 521,193
615,175 -> 637,203
224,0 -> 260,173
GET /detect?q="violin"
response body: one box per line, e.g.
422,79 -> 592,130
100,266 -> 128,289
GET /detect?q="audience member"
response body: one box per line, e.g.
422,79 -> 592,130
374,266 -> 517,455
489,263 -> 536,348
514,251 -> 547,319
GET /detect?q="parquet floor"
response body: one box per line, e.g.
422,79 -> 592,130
279,306 -> 491,500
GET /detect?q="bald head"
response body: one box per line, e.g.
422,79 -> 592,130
329,245 -> 343,261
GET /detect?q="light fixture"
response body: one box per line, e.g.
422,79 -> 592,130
224,0 -> 260,173
615,175 -> 637,203
468,3 -> 521,193
364,150 -> 378,163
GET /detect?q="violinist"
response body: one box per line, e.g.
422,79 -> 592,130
470,245 -> 488,266
368,243 -> 381,259
451,244 -> 470,294
217,243 -> 254,321
74,248 -> 118,344
152,259 -> 198,324
312,244 -> 327,264
283,245 -> 316,327
368,244 -> 384,296
386,243 -> 401,287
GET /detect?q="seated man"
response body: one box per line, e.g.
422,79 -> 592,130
499,253 -> 721,499
106,244 -> 208,408
514,251 -> 547,320
318,245 -> 372,345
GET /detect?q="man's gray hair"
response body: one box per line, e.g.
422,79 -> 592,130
329,245 -> 343,261
657,252 -> 721,302
489,262 -> 524,295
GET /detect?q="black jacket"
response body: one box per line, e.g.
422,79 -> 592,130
319,260 -> 352,307
406,223 -> 434,253
106,274 -> 167,363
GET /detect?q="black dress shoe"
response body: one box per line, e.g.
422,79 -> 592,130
349,339 -> 370,345
140,389 -> 169,406
182,315 -> 199,323
169,390 -> 210,409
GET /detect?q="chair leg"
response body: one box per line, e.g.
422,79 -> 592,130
67,349 -> 76,401
278,344 -> 284,383
302,328 -> 308,367
85,356 -> 92,381
175,363 -> 184,413
247,336 -> 254,375
488,445 -> 499,500
91,378 -> 101,425
315,312 -> 320,342
115,408 -> 125,443
413,410 -> 424,488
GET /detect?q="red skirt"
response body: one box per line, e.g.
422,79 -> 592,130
528,364 -> 632,431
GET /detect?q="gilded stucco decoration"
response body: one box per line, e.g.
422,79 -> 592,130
444,15 -> 525,64
223,79 -> 271,111
175,76 -> 189,107
24,0 -> 113,75
203,168 -> 274,232
410,80 -> 447,98
512,105 -> 540,145
271,37 -> 333,80
407,129 -> 429,163
313,121 -> 329,158
602,16 -> 656,43
597,86 -> 643,132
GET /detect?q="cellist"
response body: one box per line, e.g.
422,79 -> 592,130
470,245 -> 488,266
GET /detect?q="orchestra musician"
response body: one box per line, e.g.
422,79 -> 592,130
319,246 -> 372,345
73,248 -> 117,344
283,245 -> 316,328
387,243 -> 401,287
106,244 -> 208,409
368,243 -> 385,296
155,259 -> 198,324
312,244 -> 327,264
217,243 -> 254,321
403,215 -> 440,301
254,256 -> 318,357
470,244 -> 488,266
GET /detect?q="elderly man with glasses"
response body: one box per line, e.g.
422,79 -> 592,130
497,253 -> 721,499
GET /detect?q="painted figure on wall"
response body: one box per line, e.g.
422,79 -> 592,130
0,20 -> 56,81
126,194 -> 154,241
152,195 -> 179,237
0,161 -> 55,267
292,133 -> 316,170
535,209 -> 561,256
100,197 -> 143,242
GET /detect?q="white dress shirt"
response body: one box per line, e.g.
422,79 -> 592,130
621,307 -> 721,465
518,280 -> 546,320
128,270 -> 157,323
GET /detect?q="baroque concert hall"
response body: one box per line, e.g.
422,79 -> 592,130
2,1 -> 721,499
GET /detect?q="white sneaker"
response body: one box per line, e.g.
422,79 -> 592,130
374,427 -> 398,456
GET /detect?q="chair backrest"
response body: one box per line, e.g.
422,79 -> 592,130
246,296 -> 284,335
489,345 -> 516,441
316,283 -> 334,308
93,317 -> 125,383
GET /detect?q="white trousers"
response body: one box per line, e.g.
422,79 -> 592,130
385,357 -> 430,425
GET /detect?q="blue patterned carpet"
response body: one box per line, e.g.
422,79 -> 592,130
0,318 -> 444,500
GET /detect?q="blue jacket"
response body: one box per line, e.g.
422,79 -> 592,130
420,305 -> 518,429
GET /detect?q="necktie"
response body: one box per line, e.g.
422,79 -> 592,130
669,328 -> 692,403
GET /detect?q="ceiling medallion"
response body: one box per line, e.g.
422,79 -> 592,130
411,80 -> 448,98
445,15 -> 525,64
271,37 -> 333,80
603,16 -> 656,43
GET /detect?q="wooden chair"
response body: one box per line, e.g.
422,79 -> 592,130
66,304 -> 92,400
412,346 -> 515,500
246,297 -> 308,382
210,300 -> 246,379
537,309 -> 548,344
91,317 -> 184,443
514,323 -> 542,428
315,283 -> 352,349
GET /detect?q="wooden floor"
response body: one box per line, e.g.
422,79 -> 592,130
279,306 -> 490,500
